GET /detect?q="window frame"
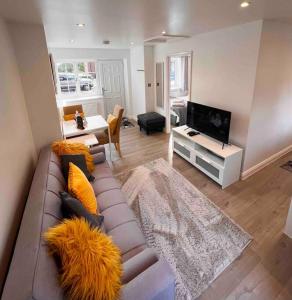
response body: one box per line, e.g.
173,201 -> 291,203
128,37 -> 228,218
170,57 -> 183,91
55,59 -> 101,100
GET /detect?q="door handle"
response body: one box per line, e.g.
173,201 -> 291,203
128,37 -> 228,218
102,87 -> 107,95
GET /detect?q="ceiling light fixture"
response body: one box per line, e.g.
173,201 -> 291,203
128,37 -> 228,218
69,39 -> 75,43
162,30 -> 166,35
130,42 -> 134,45
76,23 -> 85,27
240,1 -> 250,8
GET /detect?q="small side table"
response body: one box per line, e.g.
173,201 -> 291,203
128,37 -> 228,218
65,134 -> 99,148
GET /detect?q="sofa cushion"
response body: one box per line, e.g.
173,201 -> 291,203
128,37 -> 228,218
50,151 -> 62,166
60,154 -> 94,182
108,221 -> 146,257
47,174 -> 66,197
34,213 -> 63,300
92,177 -> 121,196
44,191 -> 63,220
49,162 -> 66,186
96,189 -> 127,212
102,203 -> 136,232
91,161 -> 113,180
51,141 -> 95,172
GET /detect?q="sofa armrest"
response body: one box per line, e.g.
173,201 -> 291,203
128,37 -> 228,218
122,248 -> 158,284
90,145 -> 105,155
121,258 -> 175,300
90,145 -> 106,164
92,152 -> 106,164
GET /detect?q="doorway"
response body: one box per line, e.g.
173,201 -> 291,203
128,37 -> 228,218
97,59 -> 126,116
166,52 -> 192,132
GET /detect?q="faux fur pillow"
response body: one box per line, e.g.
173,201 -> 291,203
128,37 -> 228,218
51,141 -> 95,172
44,218 -> 122,300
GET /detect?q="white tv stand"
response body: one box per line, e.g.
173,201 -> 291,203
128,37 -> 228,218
172,126 -> 243,189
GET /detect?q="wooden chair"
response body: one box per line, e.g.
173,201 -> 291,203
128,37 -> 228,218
96,105 -> 124,157
63,105 -> 84,120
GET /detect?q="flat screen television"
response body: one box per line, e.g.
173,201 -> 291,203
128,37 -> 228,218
186,102 -> 231,144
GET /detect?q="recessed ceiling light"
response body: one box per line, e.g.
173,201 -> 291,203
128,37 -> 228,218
69,39 -> 75,43
162,30 -> 166,35
240,1 -> 250,8
130,42 -> 134,45
76,23 -> 85,27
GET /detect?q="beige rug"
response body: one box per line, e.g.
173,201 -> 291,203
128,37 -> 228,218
117,158 -> 252,300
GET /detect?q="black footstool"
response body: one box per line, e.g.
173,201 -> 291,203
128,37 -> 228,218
137,112 -> 165,135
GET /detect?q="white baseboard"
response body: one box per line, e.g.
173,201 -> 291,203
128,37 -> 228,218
126,115 -> 137,121
241,144 -> 292,180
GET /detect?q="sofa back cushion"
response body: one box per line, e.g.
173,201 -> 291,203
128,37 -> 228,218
2,147 -> 66,300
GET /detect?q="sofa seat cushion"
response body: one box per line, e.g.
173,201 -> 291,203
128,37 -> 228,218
96,189 -> 127,212
91,161 -> 113,180
102,203 -> 136,232
92,177 -> 121,196
108,221 -> 146,259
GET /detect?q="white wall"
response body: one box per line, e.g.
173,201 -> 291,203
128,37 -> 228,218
130,45 -> 146,118
49,47 -> 132,117
0,18 -> 37,290
144,46 -> 155,112
9,23 -> 61,153
154,21 -> 263,149
243,21 -> 292,171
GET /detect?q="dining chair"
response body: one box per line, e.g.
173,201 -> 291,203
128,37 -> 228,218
63,105 -> 84,120
95,105 -> 124,157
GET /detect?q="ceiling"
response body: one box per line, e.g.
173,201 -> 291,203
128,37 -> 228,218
1,0 -> 292,49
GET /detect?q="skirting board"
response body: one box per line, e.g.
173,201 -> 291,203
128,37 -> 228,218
241,144 -> 292,180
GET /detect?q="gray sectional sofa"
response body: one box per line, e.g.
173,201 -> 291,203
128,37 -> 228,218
2,146 -> 175,300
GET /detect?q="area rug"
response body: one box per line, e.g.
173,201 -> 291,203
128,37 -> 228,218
117,158 -> 252,300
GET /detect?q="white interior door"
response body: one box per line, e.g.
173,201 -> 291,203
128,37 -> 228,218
98,60 -> 125,116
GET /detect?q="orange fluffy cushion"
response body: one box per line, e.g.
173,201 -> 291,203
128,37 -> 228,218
107,114 -> 118,136
44,218 -> 122,300
52,140 -> 94,172
68,162 -> 98,214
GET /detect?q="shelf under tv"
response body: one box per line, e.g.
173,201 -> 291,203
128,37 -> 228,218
172,125 -> 243,189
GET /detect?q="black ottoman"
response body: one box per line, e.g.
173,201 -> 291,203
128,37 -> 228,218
137,112 -> 165,135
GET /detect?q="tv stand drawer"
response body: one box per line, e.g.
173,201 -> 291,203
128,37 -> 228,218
195,155 -> 220,179
173,141 -> 191,159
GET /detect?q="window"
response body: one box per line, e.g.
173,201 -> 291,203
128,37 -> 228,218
170,57 -> 182,90
56,61 -> 98,98
169,56 -> 188,92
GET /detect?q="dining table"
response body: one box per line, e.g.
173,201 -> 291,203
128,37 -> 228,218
62,115 -> 111,159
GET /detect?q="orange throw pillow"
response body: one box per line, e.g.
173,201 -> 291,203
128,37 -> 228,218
107,114 -> 118,136
52,141 -> 94,172
44,218 -> 122,300
68,162 -> 98,214
63,112 -> 84,121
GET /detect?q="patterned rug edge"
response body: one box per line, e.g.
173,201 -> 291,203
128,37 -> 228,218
116,157 -> 253,242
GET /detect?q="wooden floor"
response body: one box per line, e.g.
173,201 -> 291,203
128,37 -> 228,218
108,125 -> 292,300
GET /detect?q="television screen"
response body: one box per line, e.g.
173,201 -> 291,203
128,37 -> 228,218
186,102 -> 231,144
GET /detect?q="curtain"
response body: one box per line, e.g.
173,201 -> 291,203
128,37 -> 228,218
181,56 -> 188,93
